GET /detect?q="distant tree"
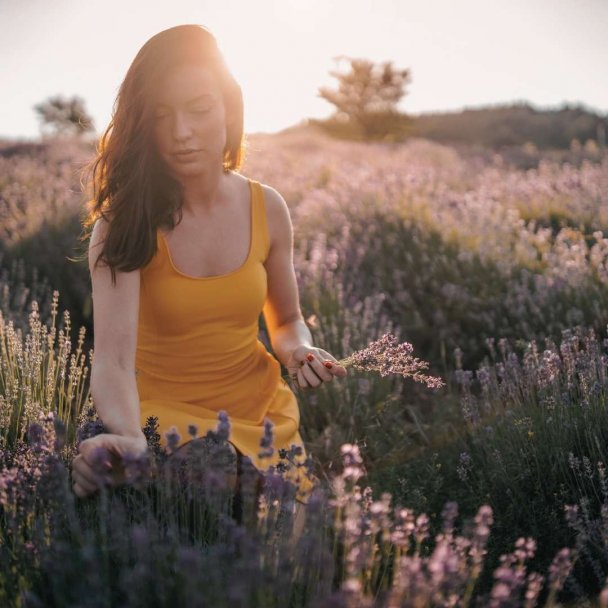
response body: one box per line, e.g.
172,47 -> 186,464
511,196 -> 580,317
317,56 -> 412,141
33,95 -> 95,138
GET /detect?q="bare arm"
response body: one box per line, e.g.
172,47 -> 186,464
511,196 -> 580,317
261,185 -> 347,388
88,218 -> 145,439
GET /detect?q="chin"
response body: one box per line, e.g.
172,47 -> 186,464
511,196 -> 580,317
171,162 -> 207,177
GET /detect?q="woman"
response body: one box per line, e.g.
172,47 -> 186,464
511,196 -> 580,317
71,23 -> 347,521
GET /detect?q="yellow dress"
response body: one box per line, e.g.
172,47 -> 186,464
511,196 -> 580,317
135,177 -> 316,503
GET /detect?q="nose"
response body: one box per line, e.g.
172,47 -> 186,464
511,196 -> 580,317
171,110 -> 193,142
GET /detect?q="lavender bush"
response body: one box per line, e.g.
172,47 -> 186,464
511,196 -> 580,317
0,291 -> 90,449
0,137 -> 95,334
0,289 -> 586,606
0,405 -> 576,608
3,136 -> 608,481
3,134 -> 607,372
1,131 -> 608,605
376,325 -> 608,602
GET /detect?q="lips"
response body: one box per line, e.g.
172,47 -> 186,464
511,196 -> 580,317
173,149 -> 199,155
173,149 -> 201,162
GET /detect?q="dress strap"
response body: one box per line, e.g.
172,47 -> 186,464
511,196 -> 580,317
250,179 -> 270,261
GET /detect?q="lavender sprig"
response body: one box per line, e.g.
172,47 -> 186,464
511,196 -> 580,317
337,333 -> 445,390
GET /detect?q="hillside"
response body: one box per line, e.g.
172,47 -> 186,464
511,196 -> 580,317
300,101 -> 607,156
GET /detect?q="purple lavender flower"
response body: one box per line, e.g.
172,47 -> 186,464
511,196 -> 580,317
339,443 -> 366,482
216,410 -> 230,441
490,561 -> 526,607
27,422 -> 45,448
476,505 -> 493,531
142,416 -> 165,463
53,416 -> 67,451
261,470 -> 293,500
121,451 -> 155,489
259,419 -> 273,449
164,426 -> 181,454
514,537 -> 537,563
75,417 -> 107,447
548,547 -> 573,592
454,369 -> 474,390
476,366 -> 491,388
337,332 -> 445,389
537,350 -> 562,388
414,513 -> 430,544
80,445 -> 113,488
488,536 -> 539,608
524,572 -> 545,608
441,501 -> 459,537
258,418 -> 275,459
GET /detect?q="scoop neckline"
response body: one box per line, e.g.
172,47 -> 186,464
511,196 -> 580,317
158,178 -> 255,281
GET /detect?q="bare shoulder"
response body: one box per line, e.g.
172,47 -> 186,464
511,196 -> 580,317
260,183 -> 287,211
89,216 -> 110,249
259,183 -> 292,241
88,216 -> 111,271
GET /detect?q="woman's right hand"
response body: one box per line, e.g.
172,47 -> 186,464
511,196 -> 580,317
71,432 -> 149,498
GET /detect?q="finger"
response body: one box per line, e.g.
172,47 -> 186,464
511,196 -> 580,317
83,456 -> 124,486
301,363 -> 322,388
305,361 -> 332,384
77,447 -> 114,481
79,441 -> 112,470
80,435 -> 140,469
304,354 -> 334,382
327,364 -> 347,377
297,368 -> 311,389
73,459 -> 105,487
321,359 -> 347,377
73,453 -> 101,478
72,481 -> 91,499
72,473 -> 101,497
317,350 -> 348,376
74,480 -> 102,498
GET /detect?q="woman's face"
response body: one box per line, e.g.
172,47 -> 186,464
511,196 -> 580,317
151,63 -> 228,180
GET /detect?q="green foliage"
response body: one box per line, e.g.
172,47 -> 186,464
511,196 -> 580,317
309,111 -> 413,143
0,138 -> 94,343
33,95 -> 95,138
409,101 -> 608,153
368,328 -> 608,599
6,214 -> 92,337
0,292 -> 90,451
317,56 -> 412,142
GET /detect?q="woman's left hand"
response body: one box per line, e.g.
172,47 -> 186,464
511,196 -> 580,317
285,345 -> 347,390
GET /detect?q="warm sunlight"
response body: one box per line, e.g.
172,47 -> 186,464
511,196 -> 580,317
1,0 -> 605,138
1,1 -> 607,604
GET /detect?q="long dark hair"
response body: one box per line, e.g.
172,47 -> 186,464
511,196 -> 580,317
80,24 -> 246,285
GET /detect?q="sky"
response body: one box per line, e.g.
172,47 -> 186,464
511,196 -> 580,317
1,0 -> 607,140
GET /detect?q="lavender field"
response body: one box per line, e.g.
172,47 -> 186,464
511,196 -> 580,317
1,129 -> 608,606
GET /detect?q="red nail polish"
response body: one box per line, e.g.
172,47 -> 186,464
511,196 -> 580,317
306,353 -> 314,362
324,362 -> 333,368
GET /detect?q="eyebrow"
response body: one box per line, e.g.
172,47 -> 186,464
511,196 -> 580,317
156,94 -> 215,108
188,94 -> 215,103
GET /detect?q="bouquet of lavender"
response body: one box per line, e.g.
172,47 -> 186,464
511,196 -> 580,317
336,332 -> 445,389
